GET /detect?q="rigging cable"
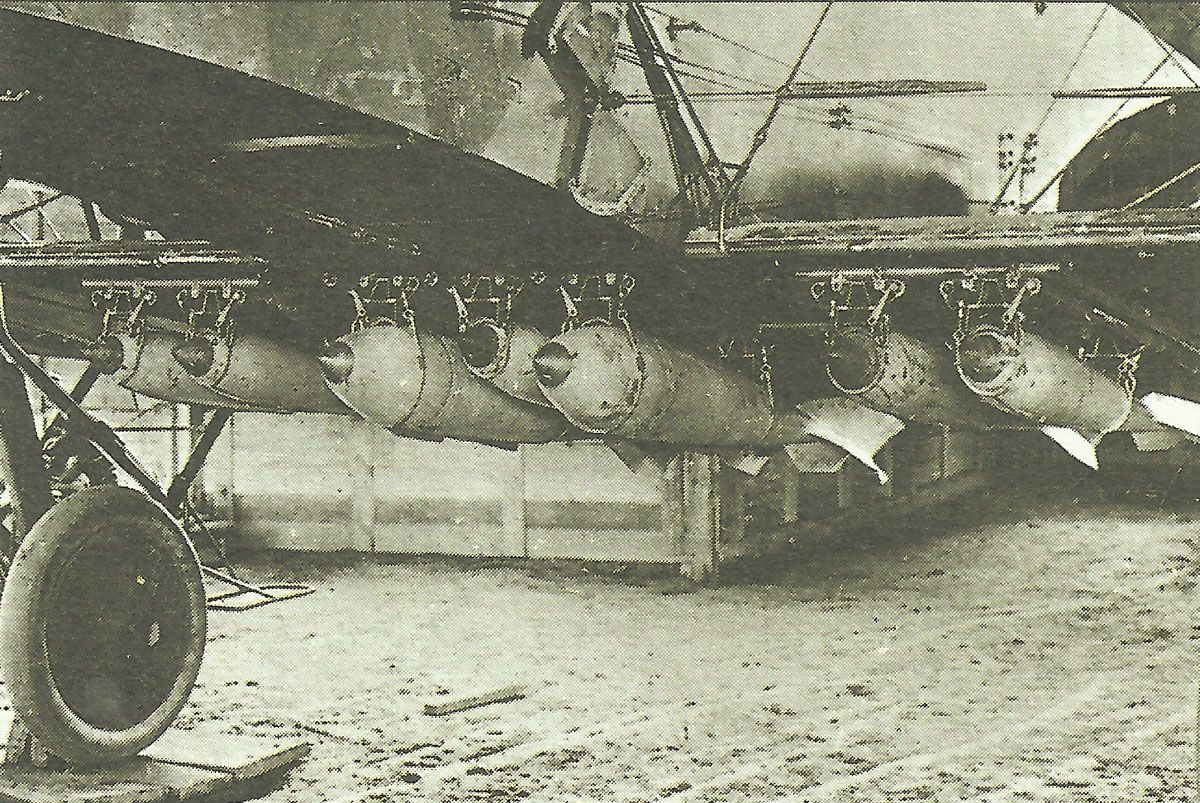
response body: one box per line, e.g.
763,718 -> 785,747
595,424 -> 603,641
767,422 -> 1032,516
1115,158 -> 1200,211
643,5 -> 792,68
615,42 -> 776,91
1097,11 -> 1200,213
460,3 -> 984,180
1119,5 -> 1200,88
634,5 -> 1200,163
725,2 -> 834,209
616,5 -> 974,154
641,2 -> 979,142
463,2 -> 1043,159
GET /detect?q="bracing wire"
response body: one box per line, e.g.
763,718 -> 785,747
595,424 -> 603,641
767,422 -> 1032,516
1115,158 -> 1200,212
1120,5 -> 1200,89
630,3 -> 983,156
727,1 -> 835,197
639,2 -> 981,140
642,5 -> 792,68
478,2 -> 1162,190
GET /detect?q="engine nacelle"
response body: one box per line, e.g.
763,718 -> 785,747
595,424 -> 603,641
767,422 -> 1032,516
320,323 -> 571,444
532,323 -> 774,447
171,332 -> 349,415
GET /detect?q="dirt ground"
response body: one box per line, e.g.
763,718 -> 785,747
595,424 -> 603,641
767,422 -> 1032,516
180,481 -> 1200,802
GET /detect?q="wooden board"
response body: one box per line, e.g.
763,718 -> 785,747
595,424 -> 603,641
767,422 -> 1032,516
0,726 -> 308,803
423,685 -> 527,717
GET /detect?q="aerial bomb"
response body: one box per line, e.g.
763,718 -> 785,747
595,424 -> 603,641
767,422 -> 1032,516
83,331 -> 264,410
171,333 -> 349,415
320,322 -> 571,444
956,327 -> 1158,467
532,322 -> 775,447
456,321 -> 552,406
826,327 -> 1009,427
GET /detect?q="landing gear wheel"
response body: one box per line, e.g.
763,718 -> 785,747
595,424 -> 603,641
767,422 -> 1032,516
0,486 -> 205,764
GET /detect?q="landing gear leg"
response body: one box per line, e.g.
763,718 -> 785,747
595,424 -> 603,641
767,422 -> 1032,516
0,356 -> 52,549
0,356 -> 58,766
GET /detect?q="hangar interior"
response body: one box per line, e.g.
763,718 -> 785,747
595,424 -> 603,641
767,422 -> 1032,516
0,3 -> 1197,802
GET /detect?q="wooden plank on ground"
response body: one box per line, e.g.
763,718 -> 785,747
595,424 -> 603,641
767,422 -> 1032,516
144,729 -> 310,781
0,758 -> 197,803
424,685 -> 527,716
119,759 -> 229,799
0,726 -> 308,803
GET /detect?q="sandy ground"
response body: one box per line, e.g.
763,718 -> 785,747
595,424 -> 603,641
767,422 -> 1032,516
178,482 -> 1200,802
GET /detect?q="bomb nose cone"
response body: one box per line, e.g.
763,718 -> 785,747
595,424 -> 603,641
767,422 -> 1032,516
533,342 -> 575,388
826,329 -> 880,393
958,331 -> 1011,384
318,341 -> 355,384
459,322 -> 502,371
172,338 -> 215,376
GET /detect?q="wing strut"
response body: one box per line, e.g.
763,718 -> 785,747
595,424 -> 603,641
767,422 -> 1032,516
625,2 -> 728,228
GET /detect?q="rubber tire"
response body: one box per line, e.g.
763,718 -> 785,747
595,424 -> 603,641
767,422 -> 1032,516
0,486 -> 205,764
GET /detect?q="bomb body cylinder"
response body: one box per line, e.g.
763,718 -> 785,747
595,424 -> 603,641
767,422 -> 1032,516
172,332 -> 349,415
100,331 -> 264,409
321,323 -> 570,443
826,328 -> 1002,426
533,323 -> 775,447
956,327 -> 1151,433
